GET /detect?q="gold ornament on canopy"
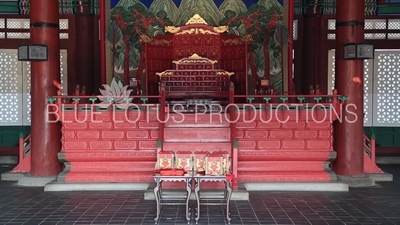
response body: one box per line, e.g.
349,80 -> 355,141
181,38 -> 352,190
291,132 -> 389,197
185,14 -> 208,25
164,14 -> 228,35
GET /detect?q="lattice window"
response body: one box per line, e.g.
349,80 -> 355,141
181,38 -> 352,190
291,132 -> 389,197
293,20 -> 298,40
0,33 -> 5,39
365,19 -> 386,29
328,50 -> 372,125
60,53 -> 65,90
327,34 -> 336,40
330,51 -> 335,92
7,32 -> 30,39
388,19 -> 400,30
6,19 -> 30,29
364,60 -> 372,125
25,62 -> 31,124
388,33 -> 400,39
0,19 -> 5,29
375,52 -> 400,126
59,19 -> 69,30
365,33 -> 386,39
60,33 -> 69,39
0,51 -> 21,125
328,19 -> 335,30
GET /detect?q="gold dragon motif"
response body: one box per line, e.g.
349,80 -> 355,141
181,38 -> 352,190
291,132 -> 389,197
165,26 -> 181,34
222,39 -> 242,45
156,71 -> 173,77
172,54 -> 218,65
217,71 -> 234,77
213,26 -> 229,33
176,28 -> 196,35
175,28 -> 218,35
139,34 -> 152,43
151,39 -> 172,46
198,28 -> 218,35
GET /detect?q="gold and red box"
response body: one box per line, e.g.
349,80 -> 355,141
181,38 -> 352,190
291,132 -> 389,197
175,151 -> 193,171
156,151 -> 175,170
209,151 -> 231,175
205,153 -> 224,176
194,151 -> 209,172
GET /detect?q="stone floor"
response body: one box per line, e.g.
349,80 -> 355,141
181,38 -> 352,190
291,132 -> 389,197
0,165 -> 399,225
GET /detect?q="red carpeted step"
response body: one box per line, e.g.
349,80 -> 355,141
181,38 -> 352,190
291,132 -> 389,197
164,127 -> 230,142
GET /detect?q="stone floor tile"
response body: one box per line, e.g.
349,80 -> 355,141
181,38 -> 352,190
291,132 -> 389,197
0,165 -> 399,225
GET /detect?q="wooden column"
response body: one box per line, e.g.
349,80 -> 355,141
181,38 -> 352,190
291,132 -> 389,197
30,0 -> 61,176
333,0 -> 365,176
76,0 -> 95,94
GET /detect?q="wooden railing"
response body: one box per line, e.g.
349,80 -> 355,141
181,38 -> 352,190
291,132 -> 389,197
159,87 -> 166,152
363,133 -> 383,173
364,134 -> 376,160
11,133 -> 31,173
229,86 -> 238,188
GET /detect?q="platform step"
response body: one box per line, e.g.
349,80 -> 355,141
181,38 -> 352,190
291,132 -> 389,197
58,151 -> 157,162
244,182 -> 348,192
58,171 -> 154,182
165,113 -> 230,128
67,161 -> 155,172
238,150 -> 336,161
164,127 -> 230,142
163,142 -> 231,152
238,161 -> 328,172
238,171 -> 336,182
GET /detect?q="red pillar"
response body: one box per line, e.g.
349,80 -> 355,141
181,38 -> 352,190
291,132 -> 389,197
333,0 -> 365,176
30,0 -> 61,176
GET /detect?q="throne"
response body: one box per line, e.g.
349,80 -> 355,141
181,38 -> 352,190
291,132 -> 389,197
144,14 -> 248,97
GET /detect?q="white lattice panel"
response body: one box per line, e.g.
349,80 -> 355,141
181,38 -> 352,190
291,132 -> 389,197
365,33 -> 386,39
60,50 -> 68,93
59,19 -> 69,30
327,19 -> 395,40
7,32 -> 30,39
327,34 -> 335,40
22,50 -> 68,125
388,19 -> 400,30
23,62 -> 31,125
328,33 -> 388,40
293,20 -> 298,41
6,19 -> 30,29
0,50 -> 22,125
388,33 -> 400,39
0,33 -> 4,39
60,33 -> 69,39
0,19 -> 5,29
363,60 -> 374,126
365,19 -> 386,30
328,19 -> 335,30
373,51 -> 400,127
327,50 -> 373,126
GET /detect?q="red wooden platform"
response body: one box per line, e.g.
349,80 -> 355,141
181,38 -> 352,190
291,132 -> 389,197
52,91 -> 344,186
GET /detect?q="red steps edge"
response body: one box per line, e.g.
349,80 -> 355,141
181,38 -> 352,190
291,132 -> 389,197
237,171 -> 335,182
